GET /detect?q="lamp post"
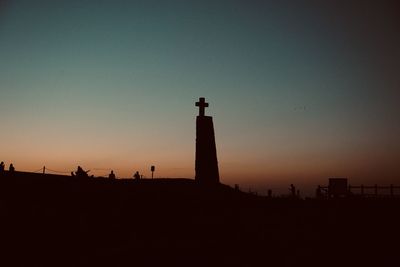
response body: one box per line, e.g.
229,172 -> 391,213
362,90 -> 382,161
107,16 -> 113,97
151,165 -> 155,179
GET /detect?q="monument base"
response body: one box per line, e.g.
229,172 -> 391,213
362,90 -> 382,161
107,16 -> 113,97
195,115 -> 220,184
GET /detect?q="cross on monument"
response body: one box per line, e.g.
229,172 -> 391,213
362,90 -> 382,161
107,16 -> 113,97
195,97 -> 219,184
195,97 -> 209,117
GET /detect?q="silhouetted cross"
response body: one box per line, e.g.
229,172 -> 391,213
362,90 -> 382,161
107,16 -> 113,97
195,97 -> 209,117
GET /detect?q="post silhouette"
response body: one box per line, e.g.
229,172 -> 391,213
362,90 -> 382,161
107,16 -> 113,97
195,97 -> 219,184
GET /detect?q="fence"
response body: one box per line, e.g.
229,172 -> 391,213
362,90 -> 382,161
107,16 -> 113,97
318,184 -> 400,198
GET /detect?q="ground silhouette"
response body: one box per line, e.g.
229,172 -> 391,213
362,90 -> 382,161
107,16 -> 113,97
1,171 -> 399,267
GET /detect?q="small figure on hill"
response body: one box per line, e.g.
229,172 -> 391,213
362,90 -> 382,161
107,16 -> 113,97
316,186 -> 322,199
109,170 -> 116,179
0,161 -> 5,173
268,189 -> 272,198
9,163 -> 15,172
75,166 -> 89,177
71,171 -> 75,177
289,184 -> 296,197
133,171 -> 140,180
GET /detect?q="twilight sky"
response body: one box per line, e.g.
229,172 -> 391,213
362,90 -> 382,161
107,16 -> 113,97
1,0 -> 399,194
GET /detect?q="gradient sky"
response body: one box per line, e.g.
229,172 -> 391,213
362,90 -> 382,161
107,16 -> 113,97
1,0 -> 399,195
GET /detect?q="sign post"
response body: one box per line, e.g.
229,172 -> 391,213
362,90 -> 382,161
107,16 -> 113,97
151,165 -> 155,179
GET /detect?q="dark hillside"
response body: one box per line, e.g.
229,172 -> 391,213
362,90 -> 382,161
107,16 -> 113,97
0,171 -> 399,266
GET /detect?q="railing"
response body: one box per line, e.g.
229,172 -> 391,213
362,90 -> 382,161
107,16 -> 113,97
318,185 -> 400,198
348,184 -> 400,197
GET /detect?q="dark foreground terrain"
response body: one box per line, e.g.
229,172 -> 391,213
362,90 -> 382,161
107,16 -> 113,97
1,171 -> 399,267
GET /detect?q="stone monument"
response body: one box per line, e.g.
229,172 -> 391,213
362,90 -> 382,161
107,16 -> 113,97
195,97 -> 220,184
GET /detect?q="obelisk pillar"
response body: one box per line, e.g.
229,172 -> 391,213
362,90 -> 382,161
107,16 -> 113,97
195,97 -> 220,184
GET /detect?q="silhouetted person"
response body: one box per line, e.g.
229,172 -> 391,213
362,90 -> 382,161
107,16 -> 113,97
133,171 -> 140,180
316,186 -> 322,199
268,189 -> 272,198
109,170 -> 115,179
290,184 -> 296,197
9,163 -> 15,172
0,161 -> 4,173
75,166 -> 89,177
71,171 -> 75,177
